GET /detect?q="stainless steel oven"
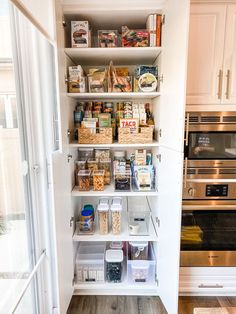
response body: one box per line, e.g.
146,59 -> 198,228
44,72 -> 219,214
183,112 -> 236,200
180,201 -> 236,267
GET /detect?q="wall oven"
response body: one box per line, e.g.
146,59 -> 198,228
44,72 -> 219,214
181,112 -> 236,267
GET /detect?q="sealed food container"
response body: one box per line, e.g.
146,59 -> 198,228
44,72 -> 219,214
121,26 -> 149,47
93,170 -> 105,191
78,170 -> 91,191
127,243 -> 156,284
98,30 -> 118,48
97,201 -> 109,234
114,170 -> 131,192
129,241 -> 148,260
75,160 -> 86,185
94,148 -> 110,161
110,241 -> 123,250
99,159 -> 111,184
128,197 -> 151,236
111,197 -> 123,234
113,151 -> 126,173
87,159 -> 99,184
105,249 -> 123,283
78,148 -> 94,159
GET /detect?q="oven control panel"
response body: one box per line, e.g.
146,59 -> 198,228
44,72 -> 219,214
206,185 -> 228,197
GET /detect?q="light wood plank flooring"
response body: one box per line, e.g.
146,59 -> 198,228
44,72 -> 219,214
67,296 -> 236,314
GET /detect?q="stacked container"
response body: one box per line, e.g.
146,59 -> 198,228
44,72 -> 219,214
110,197 -> 123,234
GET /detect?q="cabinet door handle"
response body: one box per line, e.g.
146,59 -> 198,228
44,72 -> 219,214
218,69 -> 223,99
198,284 -> 223,289
226,69 -> 230,99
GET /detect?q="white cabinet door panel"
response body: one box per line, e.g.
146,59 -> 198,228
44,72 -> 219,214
223,5 -> 236,104
186,4 -> 226,105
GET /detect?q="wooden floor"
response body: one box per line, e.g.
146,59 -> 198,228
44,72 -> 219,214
67,296 -> 236,314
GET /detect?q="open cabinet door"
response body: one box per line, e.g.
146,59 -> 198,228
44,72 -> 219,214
157,147 -> 183,314
158,0 -> 190,152
52,152 -> 73,314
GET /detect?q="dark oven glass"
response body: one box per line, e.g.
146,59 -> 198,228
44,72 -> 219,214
181,211 -> 236,251
186,132 -> 236,159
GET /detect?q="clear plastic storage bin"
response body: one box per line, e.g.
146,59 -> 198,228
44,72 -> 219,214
128,197 -> 151,236
105,249 -> 123,283
78,170 -> 91,191
97,199 -> 109,234
127,243 -> 156,284
129,241 -> 148,260
114,170 -> 131,191
111,197 -> 123,234
75,242 -> 106,283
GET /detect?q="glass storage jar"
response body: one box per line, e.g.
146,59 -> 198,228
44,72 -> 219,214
78,170 -> 91,191
110,197 -> 123,234
129,241 -> 148,260
105,249 -> 123,283
97,201 -> 109,234
93,170 -> 105,191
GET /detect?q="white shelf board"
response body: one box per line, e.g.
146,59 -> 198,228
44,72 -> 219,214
69,140 -> 160,148
65,47 -> 162,65
67,92 -> 160,100
73,210 -> 158,242
71,183 -> 158,197
73,282 -> 159,296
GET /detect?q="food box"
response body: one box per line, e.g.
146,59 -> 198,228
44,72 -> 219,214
122,26 -> 149,47
98,30 -> 118,48
71,21 -> 90,48
68,65 -> 86,93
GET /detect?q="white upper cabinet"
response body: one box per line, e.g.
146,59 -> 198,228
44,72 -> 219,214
186,3 -> 226,105
223,4 -> 236,104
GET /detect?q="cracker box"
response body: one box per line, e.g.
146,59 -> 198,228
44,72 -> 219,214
71,21 -> 90,48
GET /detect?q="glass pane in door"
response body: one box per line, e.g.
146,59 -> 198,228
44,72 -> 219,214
187,132 -> 236,159
0,1 -> 37,312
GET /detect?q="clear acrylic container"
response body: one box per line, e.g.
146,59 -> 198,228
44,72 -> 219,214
129,241 -> 149,260
93,170 -> 105,191
110,197 -> 123,234
105,249 -> 123,283
97,201 -> 109,234
78,170 -> 91,191
128,197 -> 151,236
114,170 -> 131,191
75,160 -> 86,186
78,148 -> 94,159
94,148 -> 110,161
99,159 -> 111,185
87,159 -> 99,185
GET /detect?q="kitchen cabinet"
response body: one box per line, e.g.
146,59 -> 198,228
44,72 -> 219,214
186,2 -> 236,109
16,0 -> 190,313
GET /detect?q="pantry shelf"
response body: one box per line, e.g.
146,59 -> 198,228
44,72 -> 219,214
69,140 -> 160,148
73,210 -> 158,242
65,47 -> 162,66
67,92 -> 161,100
73,282 -> 159,296
72,184 -> 158,197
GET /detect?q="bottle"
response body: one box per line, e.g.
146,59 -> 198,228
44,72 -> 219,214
74,103 -> 84,128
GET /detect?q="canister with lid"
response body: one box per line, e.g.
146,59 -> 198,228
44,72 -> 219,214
129,241 -> 149,260
97,201 -> 109,234
110,197 -> 123,234
105,249 -> 123,283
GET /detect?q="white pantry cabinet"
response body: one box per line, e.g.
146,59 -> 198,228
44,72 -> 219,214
186,1 -> 236,110
16,0 -> 189,313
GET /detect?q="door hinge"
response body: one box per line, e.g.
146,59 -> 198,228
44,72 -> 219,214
156,154 -> 161,163
65,75 -> 69,85
72,277 -> 75,286
159,128 -> 162,138
67,154 -> 73,163
162,14 -> 165,25
33,164 -> 40,174
156,217 -> 160,227
62,21 -> 66,27
70,217 -> 74,227
67,129 -> 71,137
158,74 -> 164,83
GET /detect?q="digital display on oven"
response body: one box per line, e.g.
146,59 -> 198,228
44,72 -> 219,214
206,185 -> 228,197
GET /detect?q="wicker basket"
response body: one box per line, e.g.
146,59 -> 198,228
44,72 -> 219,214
78,127 -> 113,144
118,126 -> 153,144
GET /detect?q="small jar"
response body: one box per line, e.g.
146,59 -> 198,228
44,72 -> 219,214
97,202 -> 109,234
110,197 -> 123,234
93,170 -> 105,191
78,170 -> 91,191
129,241 -> 148,260
75,160 -> 86,186
99,159 -> 111,185
105,249 -> 123,283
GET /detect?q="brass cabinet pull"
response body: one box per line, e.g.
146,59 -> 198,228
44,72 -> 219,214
218,69 -> 223,99
198,284 -> 223,289
226,69 -> 230,99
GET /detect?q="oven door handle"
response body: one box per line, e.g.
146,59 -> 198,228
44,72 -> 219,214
184,113 -> 190,146
184,157 -> 188,188
198,284 -> 223,289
